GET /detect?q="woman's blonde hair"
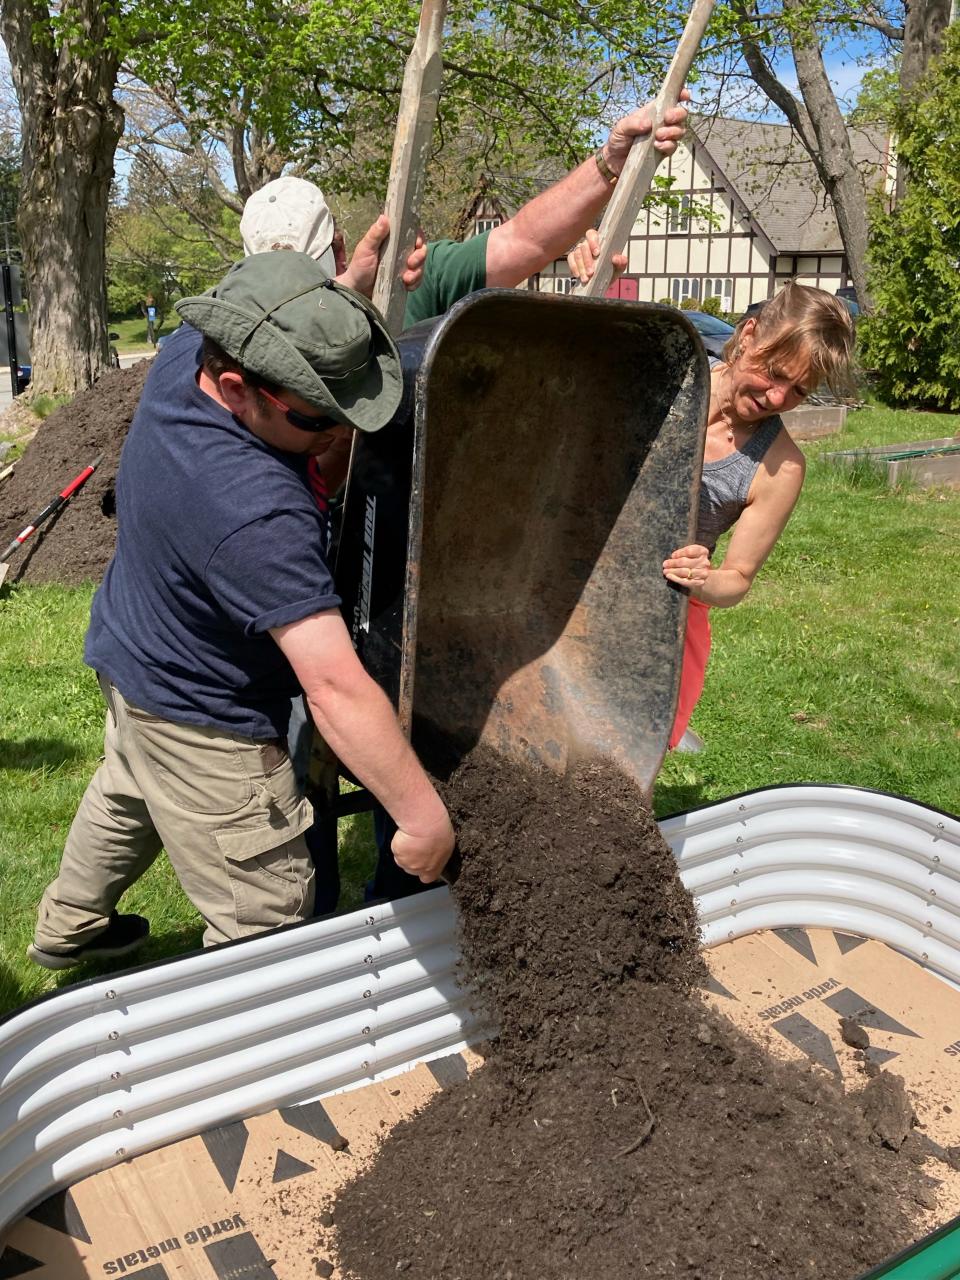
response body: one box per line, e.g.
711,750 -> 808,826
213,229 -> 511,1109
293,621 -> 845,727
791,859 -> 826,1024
722,282 -> 856,396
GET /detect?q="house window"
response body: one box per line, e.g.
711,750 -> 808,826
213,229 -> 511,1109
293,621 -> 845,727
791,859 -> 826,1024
671,277 -> 700,304
475,217 -> 502,234
702,277 -> 733,310
668,196 -> 690,234
537,276 -> 575,295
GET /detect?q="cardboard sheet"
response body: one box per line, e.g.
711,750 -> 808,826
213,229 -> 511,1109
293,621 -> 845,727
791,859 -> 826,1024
0,1050 -> 484,1280
2,929 -> 958,1278
703,928 -> 960,1226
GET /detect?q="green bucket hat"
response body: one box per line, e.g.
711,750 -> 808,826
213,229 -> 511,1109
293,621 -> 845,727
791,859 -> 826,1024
175,252 -> 402,433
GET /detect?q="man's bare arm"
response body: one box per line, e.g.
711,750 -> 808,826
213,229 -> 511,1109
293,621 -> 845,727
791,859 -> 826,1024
484,97 -> 689,288
682,445 -> 805,608
271,610 -> 454,881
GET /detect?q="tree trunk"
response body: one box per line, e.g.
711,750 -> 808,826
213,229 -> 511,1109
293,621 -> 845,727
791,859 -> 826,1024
0,0 -> 123,397
785,1 -> 874,311
896,0 -> 951,199
735,0 -> 874,312
901,0 -> 951,94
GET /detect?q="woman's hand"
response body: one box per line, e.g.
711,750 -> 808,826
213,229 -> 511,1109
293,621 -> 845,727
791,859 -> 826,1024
663,544 -> 711,588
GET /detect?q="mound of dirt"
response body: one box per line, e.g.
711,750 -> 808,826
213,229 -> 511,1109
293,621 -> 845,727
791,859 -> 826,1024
333,748 -> 926,1279
0,360 -> 151,586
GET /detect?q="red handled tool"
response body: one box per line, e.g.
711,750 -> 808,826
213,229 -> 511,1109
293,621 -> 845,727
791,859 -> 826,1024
0,452 -> 104,585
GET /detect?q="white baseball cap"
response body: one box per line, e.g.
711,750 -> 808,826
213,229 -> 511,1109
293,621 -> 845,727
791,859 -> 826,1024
240,176 -> 336,274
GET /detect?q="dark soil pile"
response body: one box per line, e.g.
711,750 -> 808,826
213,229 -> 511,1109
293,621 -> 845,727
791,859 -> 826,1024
334,748 -> 927,1279
0,360 -> 151,586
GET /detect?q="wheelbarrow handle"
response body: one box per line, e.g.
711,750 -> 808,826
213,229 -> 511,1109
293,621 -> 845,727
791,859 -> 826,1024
440,845 -> 462,886
580,0 -> 716,298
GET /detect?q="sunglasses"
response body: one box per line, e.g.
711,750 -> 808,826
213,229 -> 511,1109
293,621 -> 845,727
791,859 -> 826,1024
256,384 -> 336,432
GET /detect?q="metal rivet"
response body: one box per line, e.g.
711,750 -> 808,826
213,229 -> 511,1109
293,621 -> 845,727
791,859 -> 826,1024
105,990 -> 117,1000
115,1147 -> 126,1157
362,1026 -> 371,1036
730,899 -> 737,907
110,1071 -> 122,1081
930,890 -> 938,898
108,1031 -> 120,1041
366,915 -> 376,925
926,922 -> 933,929
363,989 -> 372,999
933,855 -> 941,863
938,823 -> 945,831
727,930 -> 734,939
363,954 -> 374,965
738,804 -> 746,812
113,1109 -> 123,1118
361,1060 -> 370,1071
922,952 -> 929,961
735,836 -> 743,844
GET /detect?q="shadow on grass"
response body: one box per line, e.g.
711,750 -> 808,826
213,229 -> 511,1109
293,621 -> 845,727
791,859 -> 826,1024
0,737 -> 85,771
47,923 -> 207,993
0,961 -> 28,1012
652,776 -> 709,819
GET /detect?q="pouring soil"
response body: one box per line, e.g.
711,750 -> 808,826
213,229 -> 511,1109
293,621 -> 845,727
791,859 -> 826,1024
333,747 -> 928,1279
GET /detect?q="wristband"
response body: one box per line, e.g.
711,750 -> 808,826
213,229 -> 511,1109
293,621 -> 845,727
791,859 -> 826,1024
595,149 -> 619,186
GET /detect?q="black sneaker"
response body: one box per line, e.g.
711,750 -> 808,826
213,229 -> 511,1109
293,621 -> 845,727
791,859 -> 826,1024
27,912 -> 150,971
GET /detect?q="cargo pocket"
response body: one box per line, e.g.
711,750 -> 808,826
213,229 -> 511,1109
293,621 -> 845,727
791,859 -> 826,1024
215,795 -> 316,930
124,704 -> 254,816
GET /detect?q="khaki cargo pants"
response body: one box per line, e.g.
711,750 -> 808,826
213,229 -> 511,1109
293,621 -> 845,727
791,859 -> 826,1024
34,678 -> 315,951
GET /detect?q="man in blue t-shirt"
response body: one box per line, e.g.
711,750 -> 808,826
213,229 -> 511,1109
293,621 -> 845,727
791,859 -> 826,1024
28,253 -> 456,970
237,97 -> 691,909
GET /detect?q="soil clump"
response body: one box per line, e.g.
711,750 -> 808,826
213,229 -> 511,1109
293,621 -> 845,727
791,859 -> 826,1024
334,747 -> 927,1279
0,360 -> 150,586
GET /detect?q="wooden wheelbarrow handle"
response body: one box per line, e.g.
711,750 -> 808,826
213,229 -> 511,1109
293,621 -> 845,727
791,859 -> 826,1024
579,0 -> 716,299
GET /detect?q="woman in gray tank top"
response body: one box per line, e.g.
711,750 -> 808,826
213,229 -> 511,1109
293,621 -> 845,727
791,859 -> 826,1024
658,283 -> 855,748
569,243 -> 858,752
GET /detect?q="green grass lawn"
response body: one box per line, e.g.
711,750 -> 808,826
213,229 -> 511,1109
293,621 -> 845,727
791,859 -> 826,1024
1,402 -> 958,1015
107,316 -> 180,353
657,402 -> 960,815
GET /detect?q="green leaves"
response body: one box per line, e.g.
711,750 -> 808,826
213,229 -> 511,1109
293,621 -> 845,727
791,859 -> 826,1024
860,25 -> 960,409
124,0 -> 693,206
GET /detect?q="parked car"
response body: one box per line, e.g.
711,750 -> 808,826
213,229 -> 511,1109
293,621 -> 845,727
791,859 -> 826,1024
682,310 -> 735,360
746,289 -> 859,321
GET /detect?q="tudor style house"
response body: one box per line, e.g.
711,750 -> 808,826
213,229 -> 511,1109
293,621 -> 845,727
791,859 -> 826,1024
530,117 -> 891,313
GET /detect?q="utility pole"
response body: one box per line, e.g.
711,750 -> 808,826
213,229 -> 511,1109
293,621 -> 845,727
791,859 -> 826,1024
1,183 -> 18,399
2,260 -> 18,400
1,164 -> 20,398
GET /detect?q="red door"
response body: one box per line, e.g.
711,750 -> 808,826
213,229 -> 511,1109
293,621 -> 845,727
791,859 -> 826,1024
604,276 -> 639,301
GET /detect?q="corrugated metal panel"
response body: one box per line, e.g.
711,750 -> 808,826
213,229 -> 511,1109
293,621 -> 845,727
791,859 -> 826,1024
660,785 -> 960,986
0,785 -> 957,1238
0,889 -> 480,1233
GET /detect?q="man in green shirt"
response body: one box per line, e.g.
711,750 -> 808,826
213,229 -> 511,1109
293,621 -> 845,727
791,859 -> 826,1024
241,97 -> 689,332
